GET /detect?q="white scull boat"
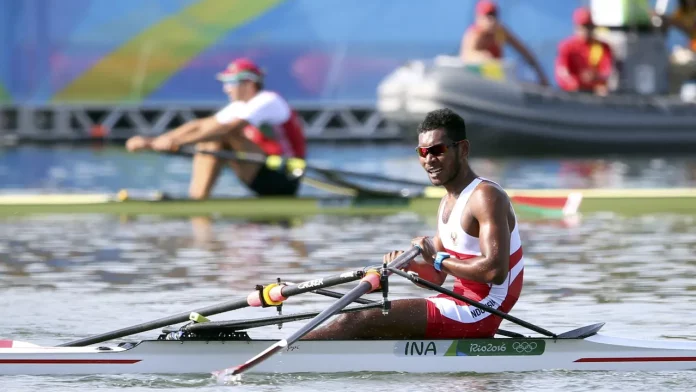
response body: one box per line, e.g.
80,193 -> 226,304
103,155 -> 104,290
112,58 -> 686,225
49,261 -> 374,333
2,251 -> 695,376
2,324 -> 696,375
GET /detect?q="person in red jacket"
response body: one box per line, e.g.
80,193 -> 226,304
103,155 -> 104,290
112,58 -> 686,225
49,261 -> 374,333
555,8 -> 614,96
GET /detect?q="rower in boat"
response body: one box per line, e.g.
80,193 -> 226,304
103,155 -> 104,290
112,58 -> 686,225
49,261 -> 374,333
304,108 -> 524,340
125,58 -> 306,199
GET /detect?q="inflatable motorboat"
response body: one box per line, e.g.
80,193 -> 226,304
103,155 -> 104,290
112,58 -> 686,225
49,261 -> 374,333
376,55 -> 696,156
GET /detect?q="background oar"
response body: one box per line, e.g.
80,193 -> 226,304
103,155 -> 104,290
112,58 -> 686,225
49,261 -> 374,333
59,270 -> 367,347
214,245 -> 421,379
174,146 -> 431,188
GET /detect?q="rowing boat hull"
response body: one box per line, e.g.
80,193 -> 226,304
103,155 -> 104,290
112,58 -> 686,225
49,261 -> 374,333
2,334 -> 696,375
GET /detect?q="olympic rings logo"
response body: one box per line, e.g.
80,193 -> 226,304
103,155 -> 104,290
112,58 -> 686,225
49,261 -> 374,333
512,341 -> 538,353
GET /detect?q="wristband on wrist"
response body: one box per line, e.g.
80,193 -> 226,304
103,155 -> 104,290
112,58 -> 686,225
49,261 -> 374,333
433,252 -> 450,272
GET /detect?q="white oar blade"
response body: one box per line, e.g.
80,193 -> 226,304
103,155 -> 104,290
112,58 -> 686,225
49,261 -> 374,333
213,339 -> 287,383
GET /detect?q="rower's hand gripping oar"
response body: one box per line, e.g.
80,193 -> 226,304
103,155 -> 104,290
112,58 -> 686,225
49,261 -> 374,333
213,245 -> 422,380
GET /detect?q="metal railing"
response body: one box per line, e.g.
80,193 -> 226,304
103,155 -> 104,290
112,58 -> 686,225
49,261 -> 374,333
0,102 -> 406,144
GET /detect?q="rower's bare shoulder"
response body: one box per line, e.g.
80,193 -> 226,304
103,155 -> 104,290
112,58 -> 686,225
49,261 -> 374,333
470,181 -> 511,215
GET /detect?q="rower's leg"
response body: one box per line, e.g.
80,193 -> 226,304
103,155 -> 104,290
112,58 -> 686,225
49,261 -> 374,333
302,299 -> 428,340
189,141 -> 226,200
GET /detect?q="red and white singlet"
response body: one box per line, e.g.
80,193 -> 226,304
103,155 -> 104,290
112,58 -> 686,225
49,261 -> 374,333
425,177 -> 524,338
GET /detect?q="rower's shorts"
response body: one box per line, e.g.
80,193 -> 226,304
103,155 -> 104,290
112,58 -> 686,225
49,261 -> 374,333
247,165 -> 300,196
424,293 -> 519,339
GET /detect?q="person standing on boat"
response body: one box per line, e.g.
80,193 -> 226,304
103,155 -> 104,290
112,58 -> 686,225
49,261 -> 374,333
459,0 -> 550,86
555,8 -> 614,96
304,108 -> 524,340
125,58 -> 306,199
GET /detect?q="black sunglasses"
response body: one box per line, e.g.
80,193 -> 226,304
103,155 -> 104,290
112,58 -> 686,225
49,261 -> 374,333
415,141 -> 463,158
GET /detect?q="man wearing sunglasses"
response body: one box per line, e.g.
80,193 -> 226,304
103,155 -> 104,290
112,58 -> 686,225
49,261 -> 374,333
125,58 -> 306,199
303,108 -> 524,340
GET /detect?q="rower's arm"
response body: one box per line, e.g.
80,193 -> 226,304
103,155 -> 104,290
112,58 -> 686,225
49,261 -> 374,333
428,234 -> 449,286
437,184 -> 511,285
504,27 -> 549,86
157,119 -> 201,141
168,116 -> 247,146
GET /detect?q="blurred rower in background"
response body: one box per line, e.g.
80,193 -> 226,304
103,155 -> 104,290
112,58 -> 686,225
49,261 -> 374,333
555,8 -> 614,96
126,58 -> 306,199
460,0 -> 549,86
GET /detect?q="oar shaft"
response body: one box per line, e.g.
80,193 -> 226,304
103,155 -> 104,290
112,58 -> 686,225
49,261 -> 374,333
389,268 -> 557,338
58,296 -> 251,347
274,271 -> 363,300
178,147 -> 430,188
59,271 -> 366,347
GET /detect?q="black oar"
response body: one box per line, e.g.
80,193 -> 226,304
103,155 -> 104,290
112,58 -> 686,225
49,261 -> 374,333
175,146 -> 430,188
58,270 -> 368,347
388,268 -> 557,338
214,245 -> 421,379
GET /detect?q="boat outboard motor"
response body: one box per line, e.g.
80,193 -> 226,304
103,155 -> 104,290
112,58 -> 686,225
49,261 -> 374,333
590,0 -> 670,95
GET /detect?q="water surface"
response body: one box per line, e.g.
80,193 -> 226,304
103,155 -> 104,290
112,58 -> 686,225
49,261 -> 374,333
1,212 -> 695,391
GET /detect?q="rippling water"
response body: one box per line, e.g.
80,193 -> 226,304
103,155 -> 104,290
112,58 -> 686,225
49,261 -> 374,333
1,211 -> 696,391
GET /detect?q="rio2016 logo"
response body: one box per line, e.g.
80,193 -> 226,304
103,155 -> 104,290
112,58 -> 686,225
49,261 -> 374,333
512,341 -> 538,353
469,343 -> 507,353
449,339 -> 545,357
